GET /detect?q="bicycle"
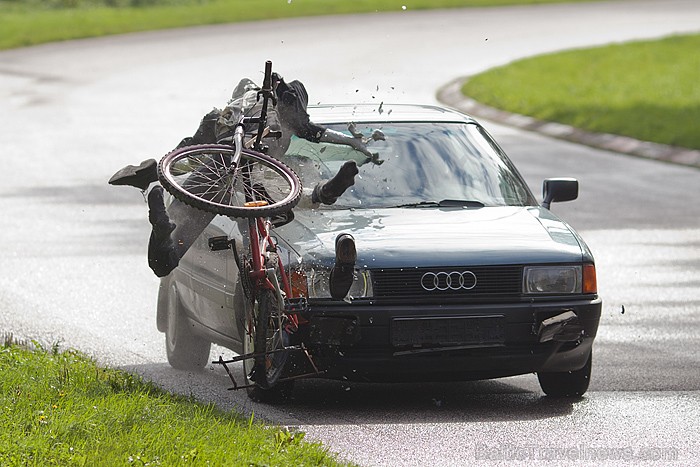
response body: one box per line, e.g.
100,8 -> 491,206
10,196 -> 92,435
157,61 -> 320,399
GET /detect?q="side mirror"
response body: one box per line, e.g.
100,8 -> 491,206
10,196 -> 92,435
542,178 -> 578,210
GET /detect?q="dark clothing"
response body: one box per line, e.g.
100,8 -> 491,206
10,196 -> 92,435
275,77 -> 326,143
176,109 -> 220,148
149,76 -> 328,277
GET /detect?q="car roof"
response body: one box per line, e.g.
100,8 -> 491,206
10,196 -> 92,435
307,103 -> 477,125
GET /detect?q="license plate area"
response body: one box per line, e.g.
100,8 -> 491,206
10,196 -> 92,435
391,316 -> 505,347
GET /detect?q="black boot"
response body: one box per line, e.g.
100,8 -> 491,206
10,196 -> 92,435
108,159 -> 158,191
312,160 -> 359,205
147,187 -> 179,277
329,233 -> 357,300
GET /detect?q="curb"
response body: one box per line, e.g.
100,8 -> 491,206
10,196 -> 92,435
437,77 -> 700,170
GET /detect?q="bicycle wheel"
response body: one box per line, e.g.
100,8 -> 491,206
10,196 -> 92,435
158,144 -> 302,218
242,295 -> 293,402
250,288 -> 289,389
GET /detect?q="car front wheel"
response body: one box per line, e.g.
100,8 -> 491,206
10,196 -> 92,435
538,351 -> 592,397
165,284 -> 211,371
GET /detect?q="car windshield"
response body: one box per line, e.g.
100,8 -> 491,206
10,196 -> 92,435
282,121 -> 536,209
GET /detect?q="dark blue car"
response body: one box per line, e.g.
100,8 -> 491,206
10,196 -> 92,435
157,104 -> 601,400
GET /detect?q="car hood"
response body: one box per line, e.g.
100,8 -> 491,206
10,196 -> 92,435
277,206 -> 589,269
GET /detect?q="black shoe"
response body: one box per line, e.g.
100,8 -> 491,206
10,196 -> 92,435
329,233 -> 356,300
312,160 -> 359,205
108,159 -> 158,190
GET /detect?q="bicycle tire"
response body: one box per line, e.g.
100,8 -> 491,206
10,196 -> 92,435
252,288 -> 289,389
158,144 -> 302,218
242,296 -> 293,402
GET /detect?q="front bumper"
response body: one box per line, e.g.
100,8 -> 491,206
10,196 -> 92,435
298,297 -> 601,382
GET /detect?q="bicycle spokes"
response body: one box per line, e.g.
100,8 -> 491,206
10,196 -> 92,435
159,144 -> 301,218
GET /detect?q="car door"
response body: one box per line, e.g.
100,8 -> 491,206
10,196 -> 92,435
180,214 -> 237,336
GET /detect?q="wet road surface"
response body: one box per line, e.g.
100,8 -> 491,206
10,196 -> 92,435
1,0 -> 699,464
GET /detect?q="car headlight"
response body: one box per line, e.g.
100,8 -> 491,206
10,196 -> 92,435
523,265 -> 582,294
291,267 -> 373,299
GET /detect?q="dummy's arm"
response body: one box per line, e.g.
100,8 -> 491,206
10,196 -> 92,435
319,129 -> 384,165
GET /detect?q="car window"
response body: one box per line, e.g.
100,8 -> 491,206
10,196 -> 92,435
283,122 -> 537,209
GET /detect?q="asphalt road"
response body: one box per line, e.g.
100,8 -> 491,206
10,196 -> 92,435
1,0 -> 699,465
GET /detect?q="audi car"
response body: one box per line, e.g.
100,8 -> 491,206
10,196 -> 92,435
156,103 -> 601,399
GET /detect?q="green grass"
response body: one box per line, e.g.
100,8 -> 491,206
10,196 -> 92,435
0,342 -> 347,466
463,34 -> 700,150
0,0 -> 602,50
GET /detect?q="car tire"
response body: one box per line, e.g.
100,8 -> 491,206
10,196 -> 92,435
537,351 -> 592,397
165,284 -> 211,371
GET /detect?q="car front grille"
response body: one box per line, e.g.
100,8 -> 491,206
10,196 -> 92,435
372,266 -> 523,302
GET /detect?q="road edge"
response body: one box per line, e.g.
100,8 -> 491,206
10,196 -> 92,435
437,77 -> 700,170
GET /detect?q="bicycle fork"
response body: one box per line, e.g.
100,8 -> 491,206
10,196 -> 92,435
209,224 -> 323,391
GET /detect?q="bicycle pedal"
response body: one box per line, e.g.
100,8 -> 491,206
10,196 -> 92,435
208,236 -> 232,251
244,200 -> 269,208
284,297 -> 308,313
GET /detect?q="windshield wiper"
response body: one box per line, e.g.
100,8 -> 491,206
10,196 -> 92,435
395,199 -> 485,208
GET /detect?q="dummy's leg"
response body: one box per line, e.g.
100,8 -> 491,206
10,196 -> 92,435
109,163 -> 181,277
311,160 -> 359,205
329,233 -> 357,300
146,189 -> 215,277
147,187 -> 179,277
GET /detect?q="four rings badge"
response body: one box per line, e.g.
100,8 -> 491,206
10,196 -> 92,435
420,271 -> 477,291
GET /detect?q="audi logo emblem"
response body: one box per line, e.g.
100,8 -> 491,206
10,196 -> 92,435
420,271 -> 477,291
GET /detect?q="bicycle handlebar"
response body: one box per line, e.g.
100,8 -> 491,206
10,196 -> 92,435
262,60 -> 273,95
253,60 -> 275,152
233,60 -> 275,156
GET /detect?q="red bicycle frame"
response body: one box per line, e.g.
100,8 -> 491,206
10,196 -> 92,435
244,213 -> 301,331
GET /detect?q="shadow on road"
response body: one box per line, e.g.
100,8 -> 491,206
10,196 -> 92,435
285,378 -> 579,425
122,361 -> 582,426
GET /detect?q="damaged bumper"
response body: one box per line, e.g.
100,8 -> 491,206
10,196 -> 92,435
300,297 -> 601,382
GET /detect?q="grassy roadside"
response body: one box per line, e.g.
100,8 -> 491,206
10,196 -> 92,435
0,0 -> 602,50
0,342 -> 347,466
462,34 -> 700,150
